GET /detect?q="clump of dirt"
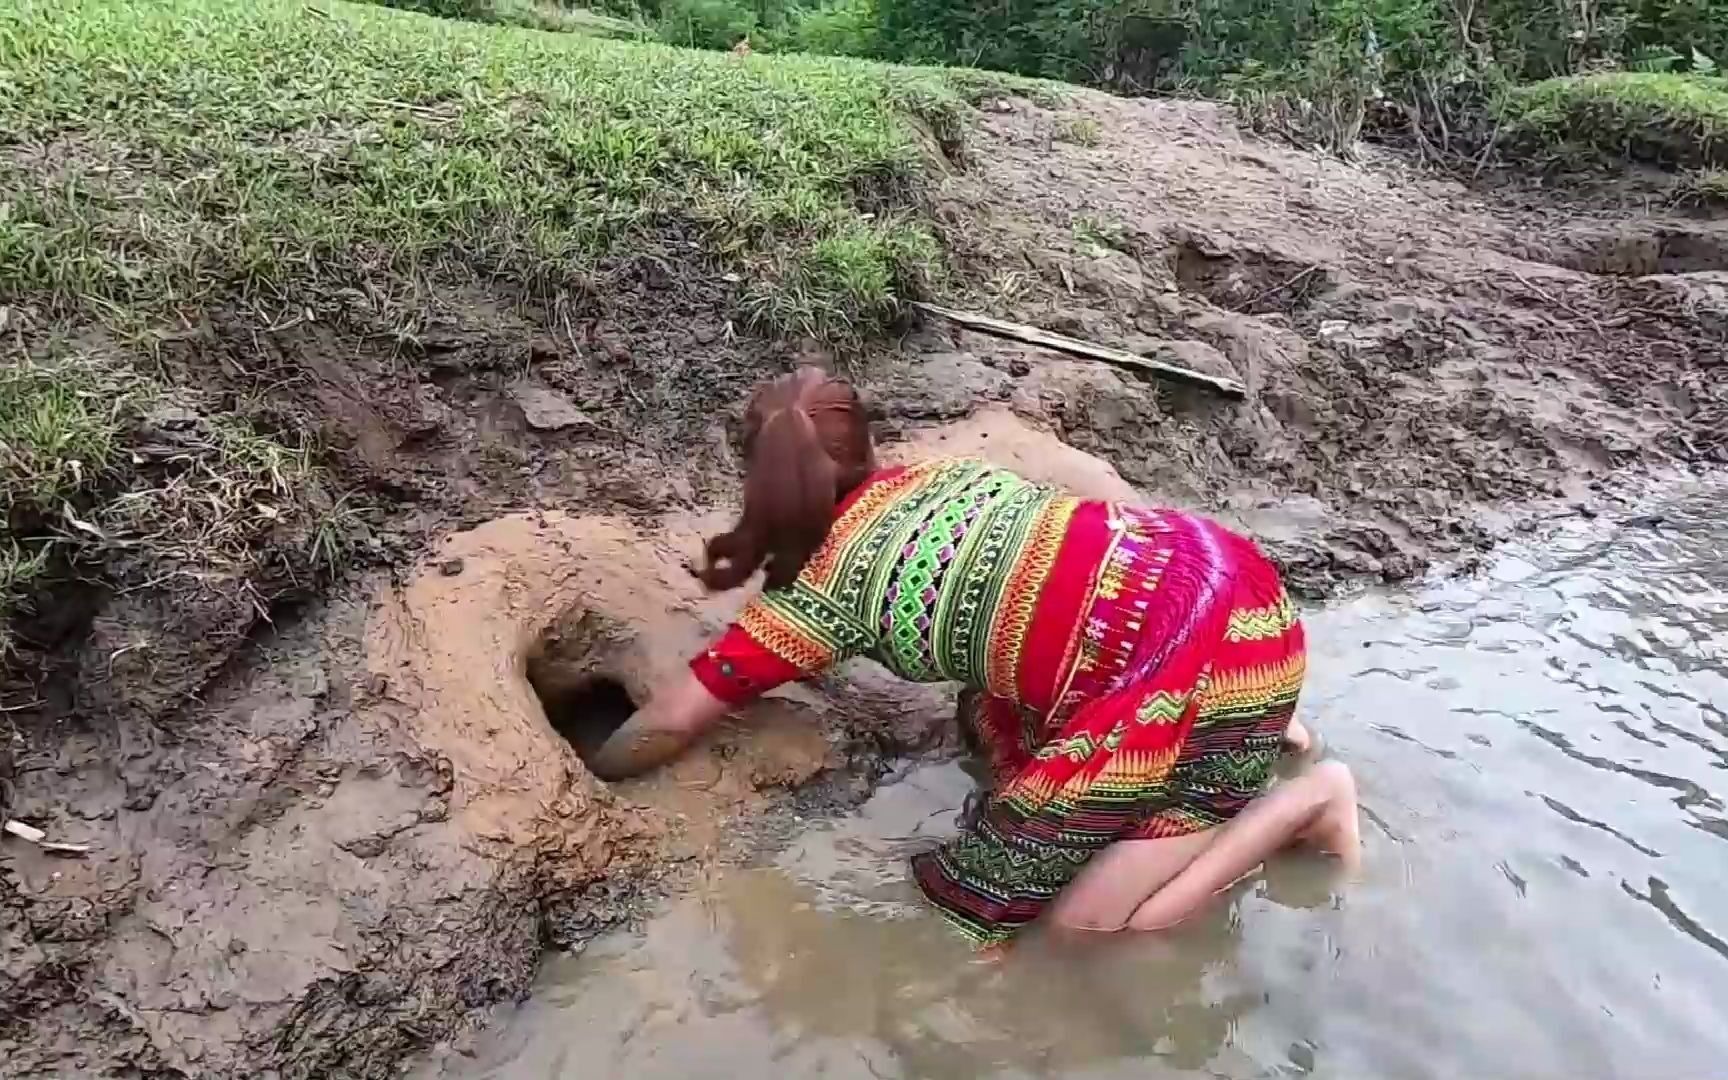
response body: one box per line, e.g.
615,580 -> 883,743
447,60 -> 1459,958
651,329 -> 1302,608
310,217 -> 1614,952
1518,221 -> 1728,277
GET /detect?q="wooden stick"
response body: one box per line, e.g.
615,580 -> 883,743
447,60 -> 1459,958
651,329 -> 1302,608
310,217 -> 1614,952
4,818 -> 92,855
3,819 -> 45,844
911,301 -> 1246,399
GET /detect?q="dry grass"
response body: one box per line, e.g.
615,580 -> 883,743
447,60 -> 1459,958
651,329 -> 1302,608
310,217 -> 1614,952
0,356 -> 330,658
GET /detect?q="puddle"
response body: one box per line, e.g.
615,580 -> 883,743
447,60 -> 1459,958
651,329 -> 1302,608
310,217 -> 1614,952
424,483 -> 1728,1080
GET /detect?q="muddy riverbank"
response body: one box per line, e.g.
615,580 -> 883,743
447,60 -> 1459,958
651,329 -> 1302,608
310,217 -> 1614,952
5,70 -> 1728,1080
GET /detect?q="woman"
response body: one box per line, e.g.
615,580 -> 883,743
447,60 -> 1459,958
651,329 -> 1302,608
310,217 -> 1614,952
590,368 -> 1359,947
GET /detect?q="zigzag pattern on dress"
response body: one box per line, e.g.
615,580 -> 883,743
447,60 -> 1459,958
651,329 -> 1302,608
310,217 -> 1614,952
1225,590 -> 1299,642
1133,688 -> 1195,726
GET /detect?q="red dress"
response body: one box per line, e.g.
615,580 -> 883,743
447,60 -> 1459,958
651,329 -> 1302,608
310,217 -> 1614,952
690,459 -> 1305,945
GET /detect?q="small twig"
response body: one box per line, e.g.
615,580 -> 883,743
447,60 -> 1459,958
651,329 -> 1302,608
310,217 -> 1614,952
911,301 -> 1245,399
1232,264 -> 1321,314
3,819 -> 93,856
365,97 -> 457,122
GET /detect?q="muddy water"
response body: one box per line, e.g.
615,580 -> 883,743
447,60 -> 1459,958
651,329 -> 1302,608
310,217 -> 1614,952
428,485 -> 1728,1080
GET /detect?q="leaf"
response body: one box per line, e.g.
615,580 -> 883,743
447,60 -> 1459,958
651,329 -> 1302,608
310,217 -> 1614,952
61,503 -> 108,541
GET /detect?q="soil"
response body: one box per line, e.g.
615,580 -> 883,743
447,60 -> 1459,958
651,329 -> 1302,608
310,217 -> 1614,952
3,90 -> 1724,1078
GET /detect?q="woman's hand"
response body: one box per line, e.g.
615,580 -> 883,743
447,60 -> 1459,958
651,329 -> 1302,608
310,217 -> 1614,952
586,671 -> 730,781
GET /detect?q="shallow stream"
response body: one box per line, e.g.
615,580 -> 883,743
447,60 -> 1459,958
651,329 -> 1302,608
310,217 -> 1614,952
429,484 -> 1728,1080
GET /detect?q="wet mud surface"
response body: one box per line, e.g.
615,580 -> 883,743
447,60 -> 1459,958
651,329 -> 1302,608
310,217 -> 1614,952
4,91 -> 1726,1077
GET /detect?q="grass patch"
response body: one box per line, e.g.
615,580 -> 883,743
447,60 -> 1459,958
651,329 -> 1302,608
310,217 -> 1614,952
1503,73 -> 1728,169
0,0 -> 993,670
0,354 -> 332,660
1055,115 -> 1101,147
1072,213 -> 1129,255
0,0 -> 973,341
0,361 -> 122,516
479,0 -> 645,37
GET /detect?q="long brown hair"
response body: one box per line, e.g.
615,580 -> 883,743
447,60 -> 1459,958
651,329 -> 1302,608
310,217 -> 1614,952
698,367 -> 874,592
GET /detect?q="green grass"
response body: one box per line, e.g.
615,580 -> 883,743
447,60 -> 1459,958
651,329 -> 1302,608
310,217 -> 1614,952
0,0 -> 973,340
1072,213 -> 1128,255
479,0 -> 645,37
0,0 -> 1009,659
1503,73 -> 1728,169
0,361 -> 122,515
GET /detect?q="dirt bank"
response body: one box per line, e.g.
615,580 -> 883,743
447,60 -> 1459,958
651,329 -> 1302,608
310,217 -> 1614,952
6,85 -> 1726,1078
918,93 -> 1726,589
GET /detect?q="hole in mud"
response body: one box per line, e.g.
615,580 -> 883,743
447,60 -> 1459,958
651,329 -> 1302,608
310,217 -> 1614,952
530,670 -> 639,764
524,606 -> 639,767
1170,241 -> 1331,314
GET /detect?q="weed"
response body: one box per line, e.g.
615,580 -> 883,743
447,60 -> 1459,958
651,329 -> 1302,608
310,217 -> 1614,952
310,494 -> 367,574
1072,213 -> 1129,255
1055,115 -> 1102,146
1671,167 -> 1728,206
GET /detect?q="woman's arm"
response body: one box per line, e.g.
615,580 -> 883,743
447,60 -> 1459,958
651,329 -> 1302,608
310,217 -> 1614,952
590,579 -> 861,782
585,671 -> 731,781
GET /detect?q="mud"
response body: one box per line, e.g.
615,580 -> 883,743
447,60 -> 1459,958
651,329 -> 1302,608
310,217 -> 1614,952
930,94 -> 1726,591
4,90 -> 1725,1078
2,510 -> 956,1079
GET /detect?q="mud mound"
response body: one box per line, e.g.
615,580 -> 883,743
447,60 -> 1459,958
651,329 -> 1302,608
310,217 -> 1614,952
2,507 -> 955,1078
1518,222 -> 1728,276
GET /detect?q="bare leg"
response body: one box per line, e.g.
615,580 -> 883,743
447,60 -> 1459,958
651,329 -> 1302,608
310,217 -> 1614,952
1126,760 -> 1359,931
1282,715 -> 1314,756
1048,828 -> 1221,933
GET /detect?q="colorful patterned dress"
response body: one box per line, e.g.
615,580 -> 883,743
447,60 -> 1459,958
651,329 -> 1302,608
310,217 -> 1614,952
690,459 -> 1306,945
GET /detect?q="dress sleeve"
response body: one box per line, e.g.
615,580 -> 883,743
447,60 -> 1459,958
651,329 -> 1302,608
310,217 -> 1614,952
689,582 -> 876,707
688,616 -> 807,705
